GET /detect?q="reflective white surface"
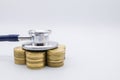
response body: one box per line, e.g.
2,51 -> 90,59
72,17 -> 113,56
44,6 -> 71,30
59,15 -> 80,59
0,0 -> 120,80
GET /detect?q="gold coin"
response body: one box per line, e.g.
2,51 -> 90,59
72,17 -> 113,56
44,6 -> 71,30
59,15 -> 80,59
47,62 -> 64,67
26,51 -> 45,59
27,62 -> 45,69
47,49 -> 65,55
14,57 -> 26,64
47,60 -> 64,63
26,58 -> 45,63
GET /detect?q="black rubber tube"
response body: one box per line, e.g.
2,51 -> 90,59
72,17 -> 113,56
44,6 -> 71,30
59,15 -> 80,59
0,34 -> 19,41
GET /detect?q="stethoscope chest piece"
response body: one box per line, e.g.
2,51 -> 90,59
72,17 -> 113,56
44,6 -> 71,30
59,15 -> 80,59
22,30 -> 58,51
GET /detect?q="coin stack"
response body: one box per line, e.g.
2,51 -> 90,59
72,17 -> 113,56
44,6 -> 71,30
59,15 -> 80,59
14,46 -> 26,64
47,45 -> 66,67
26,51 -> 46,69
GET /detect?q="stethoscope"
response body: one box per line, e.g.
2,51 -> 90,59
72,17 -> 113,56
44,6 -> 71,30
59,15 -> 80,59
0,30 -> 58,51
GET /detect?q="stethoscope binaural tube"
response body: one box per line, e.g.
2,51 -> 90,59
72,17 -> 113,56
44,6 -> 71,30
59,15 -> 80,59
0,34 -> 19,41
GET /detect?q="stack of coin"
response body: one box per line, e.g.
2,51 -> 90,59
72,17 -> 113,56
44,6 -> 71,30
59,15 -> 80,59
47,45 -> 66,67
14,46 -> 26,64
26,51 -> 46,69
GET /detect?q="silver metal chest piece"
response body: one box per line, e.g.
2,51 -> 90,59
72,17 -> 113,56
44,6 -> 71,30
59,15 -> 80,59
22,30 -> 58,51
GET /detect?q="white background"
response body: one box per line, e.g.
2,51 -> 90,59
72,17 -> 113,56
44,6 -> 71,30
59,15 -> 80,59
0,0 -> 120,80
